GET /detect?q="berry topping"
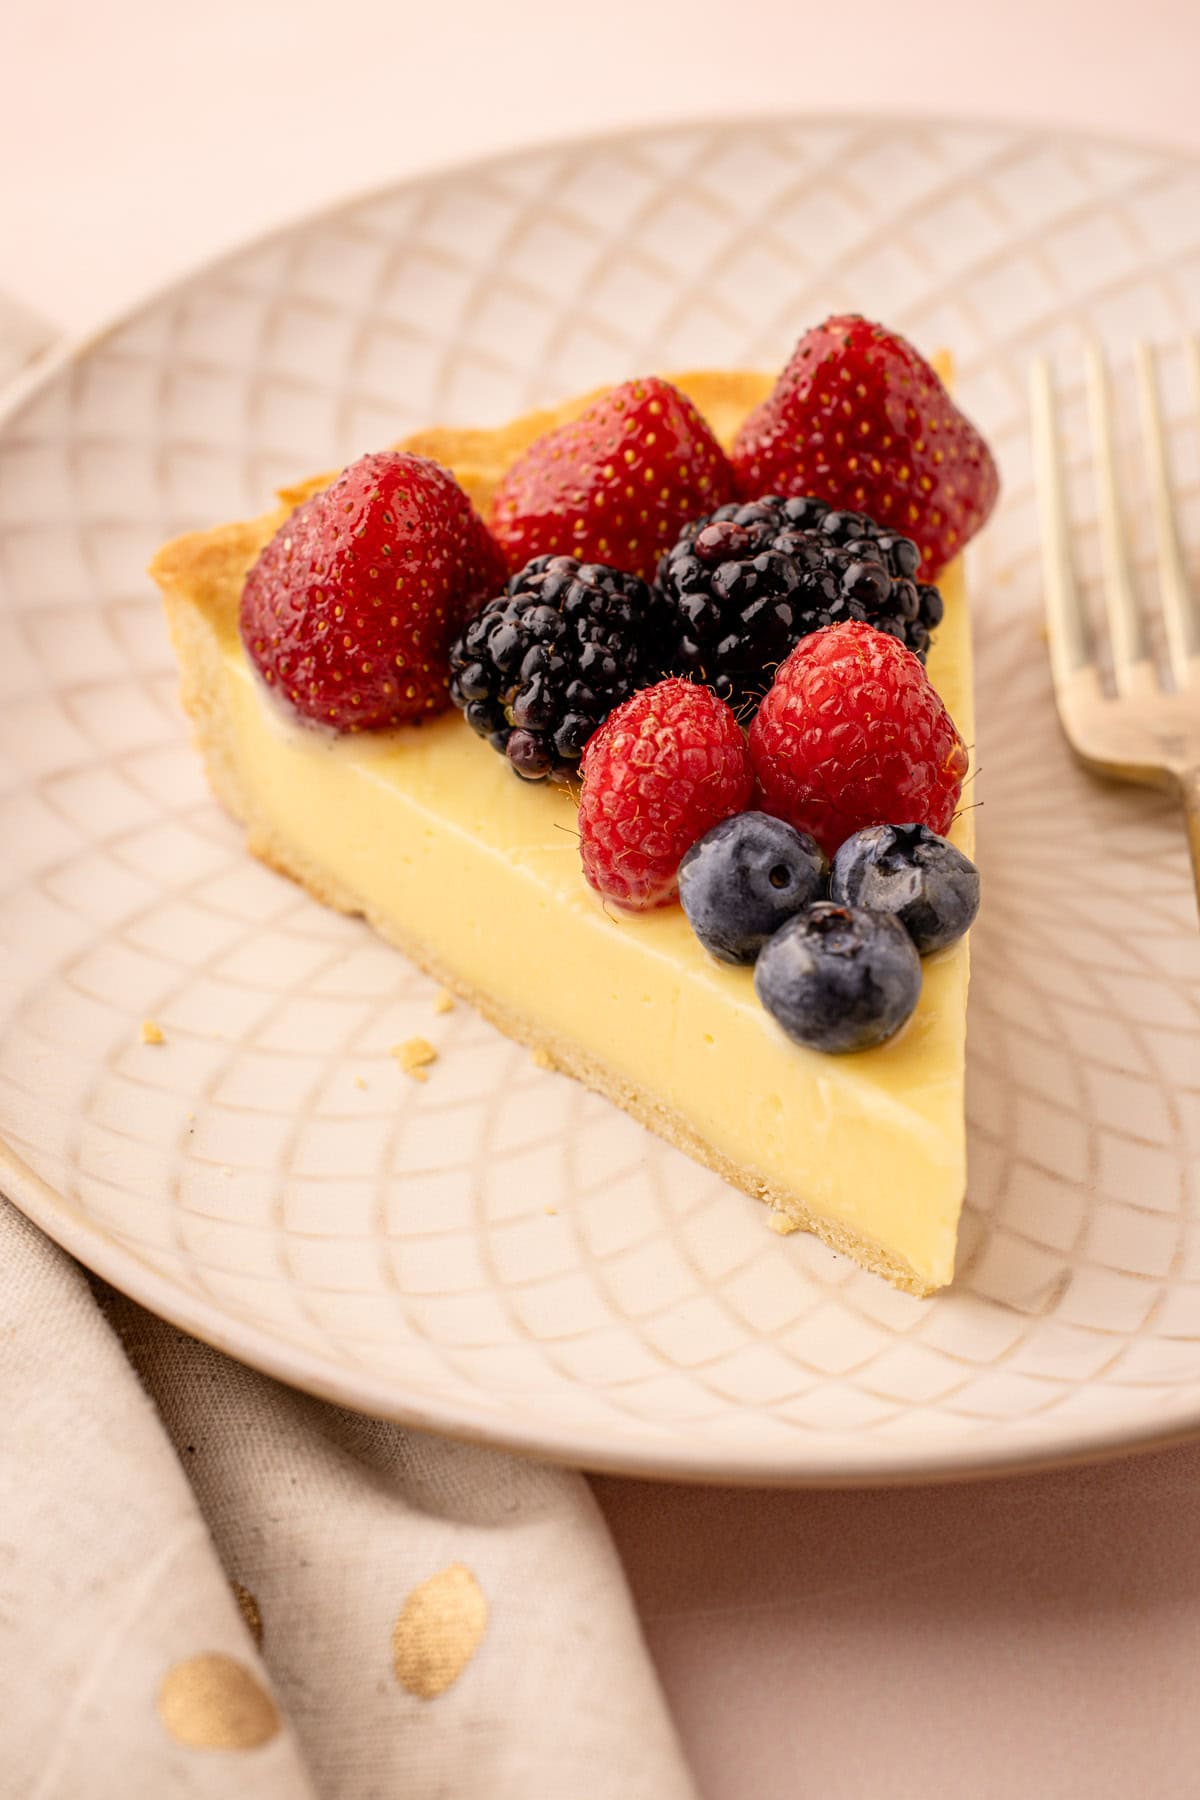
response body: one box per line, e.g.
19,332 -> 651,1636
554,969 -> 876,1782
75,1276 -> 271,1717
829,823 -> 980,955
656,493 -> 943,708
730,315 -> 999,576
749,620 -> 969,858
578,678 -> 754,910
489,377 -> 736,583
240,452 -> 505,731
448,554 -> 664,783
679,812 -> 828,965
754,902 -> 922,1054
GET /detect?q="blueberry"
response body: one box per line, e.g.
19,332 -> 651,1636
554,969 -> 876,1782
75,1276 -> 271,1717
679,812 -> 829,965
829,824 -> 980,955
754,903 -> 922,1053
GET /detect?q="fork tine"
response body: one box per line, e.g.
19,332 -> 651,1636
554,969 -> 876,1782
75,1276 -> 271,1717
1084,341 -> 1151,691
1134,340 -> 1200,685
1030,357 -> 1093,689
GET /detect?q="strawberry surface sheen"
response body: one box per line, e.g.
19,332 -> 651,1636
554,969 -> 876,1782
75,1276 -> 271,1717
731,315 -> 999,577
489,377 -> 736,583
579,678 -> 754,910
749,621 -> 969,858
240,451 -> 506,731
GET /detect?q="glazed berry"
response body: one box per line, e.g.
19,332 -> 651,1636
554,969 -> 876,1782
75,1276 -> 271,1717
749,620 -> 969,857
578,678 -> 754,910
754,903 -> 922,1054
489,377 -> 736,583
731,314 -> 999,576
448,555 -> 663,782
679,812 -> 828,964
657,493 -> 943,706
829,824 -> 980,954
240,452 -> 505,731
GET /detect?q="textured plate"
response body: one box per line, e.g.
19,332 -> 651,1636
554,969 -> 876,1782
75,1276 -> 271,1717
1,116 -> 1198,1484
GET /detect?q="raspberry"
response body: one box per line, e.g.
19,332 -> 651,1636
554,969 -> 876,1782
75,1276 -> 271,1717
448,555 -> 665,782
240,451 -> 506,731
731,315 -> 999,576
489,377 -> 736,583
578,678 -> 754,910
749,621 -> 969,857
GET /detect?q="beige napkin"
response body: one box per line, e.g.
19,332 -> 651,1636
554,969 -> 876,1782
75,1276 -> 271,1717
0,1197 -> 696,1798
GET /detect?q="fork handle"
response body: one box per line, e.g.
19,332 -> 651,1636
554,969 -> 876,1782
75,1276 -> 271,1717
1180,766 -> 1200,917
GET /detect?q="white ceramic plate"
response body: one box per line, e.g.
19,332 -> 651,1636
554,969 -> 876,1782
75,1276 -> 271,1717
2,116 -> 1198,1484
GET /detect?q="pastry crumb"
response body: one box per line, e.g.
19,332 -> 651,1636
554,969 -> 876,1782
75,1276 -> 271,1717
432,988 -> 455,1016
544,1205 -> 558,1216
353,1075 -> 368,1091
531,1046 -> 557,1072
767,1210 -> 800,1236
141,1019 -> 165,1046
392,1037 -> 437,1082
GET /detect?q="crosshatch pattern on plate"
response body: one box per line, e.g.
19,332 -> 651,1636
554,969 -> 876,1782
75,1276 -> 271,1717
0,117 -> 1198,1479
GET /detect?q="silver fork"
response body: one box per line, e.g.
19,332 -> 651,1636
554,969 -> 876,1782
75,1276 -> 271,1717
1031,340 -> 1200,911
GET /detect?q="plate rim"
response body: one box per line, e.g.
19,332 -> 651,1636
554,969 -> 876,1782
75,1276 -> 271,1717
4,101 -> 1198,438
7,1133 -> 1198,1486
3,107 -> 1198,1486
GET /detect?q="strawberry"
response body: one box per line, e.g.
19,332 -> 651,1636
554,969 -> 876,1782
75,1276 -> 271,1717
730,315 -> 999,576
749,620 -> 969,857
240,452 -> 505,731
489,377 -> 736,583
578,677 -> 754,910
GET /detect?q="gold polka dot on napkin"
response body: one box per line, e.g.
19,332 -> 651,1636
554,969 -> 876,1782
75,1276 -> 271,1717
157,1652 -> 279,1750
392,1563 -> 487,1699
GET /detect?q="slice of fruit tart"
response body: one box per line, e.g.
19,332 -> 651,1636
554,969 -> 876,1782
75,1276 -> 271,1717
150,315 -> 998,1294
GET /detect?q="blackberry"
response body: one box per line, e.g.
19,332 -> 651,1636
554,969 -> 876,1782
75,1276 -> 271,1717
448,555 -> 663,782
656,495 -> 945,710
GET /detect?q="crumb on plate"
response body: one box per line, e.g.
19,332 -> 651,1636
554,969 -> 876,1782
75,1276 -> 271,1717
141,1019 -> 165,1046
392,1037 -> 437,1082
767,1210 -> 800,1236
432,988 -> 455,1016
531,1046 -> 556,1072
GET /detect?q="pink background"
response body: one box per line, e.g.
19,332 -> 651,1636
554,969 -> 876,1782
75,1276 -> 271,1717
5,2 -> 1200,1794
599,1451 -> 1200,1798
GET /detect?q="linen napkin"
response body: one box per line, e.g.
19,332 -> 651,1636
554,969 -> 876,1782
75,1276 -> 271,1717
0,1196 -> 697,1799
0,294 -> 696,1800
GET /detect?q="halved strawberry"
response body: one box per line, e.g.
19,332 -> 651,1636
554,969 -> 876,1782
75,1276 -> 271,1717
240,452 -> 505,732
730,315 -> 999,575
489,377 -> 736,583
